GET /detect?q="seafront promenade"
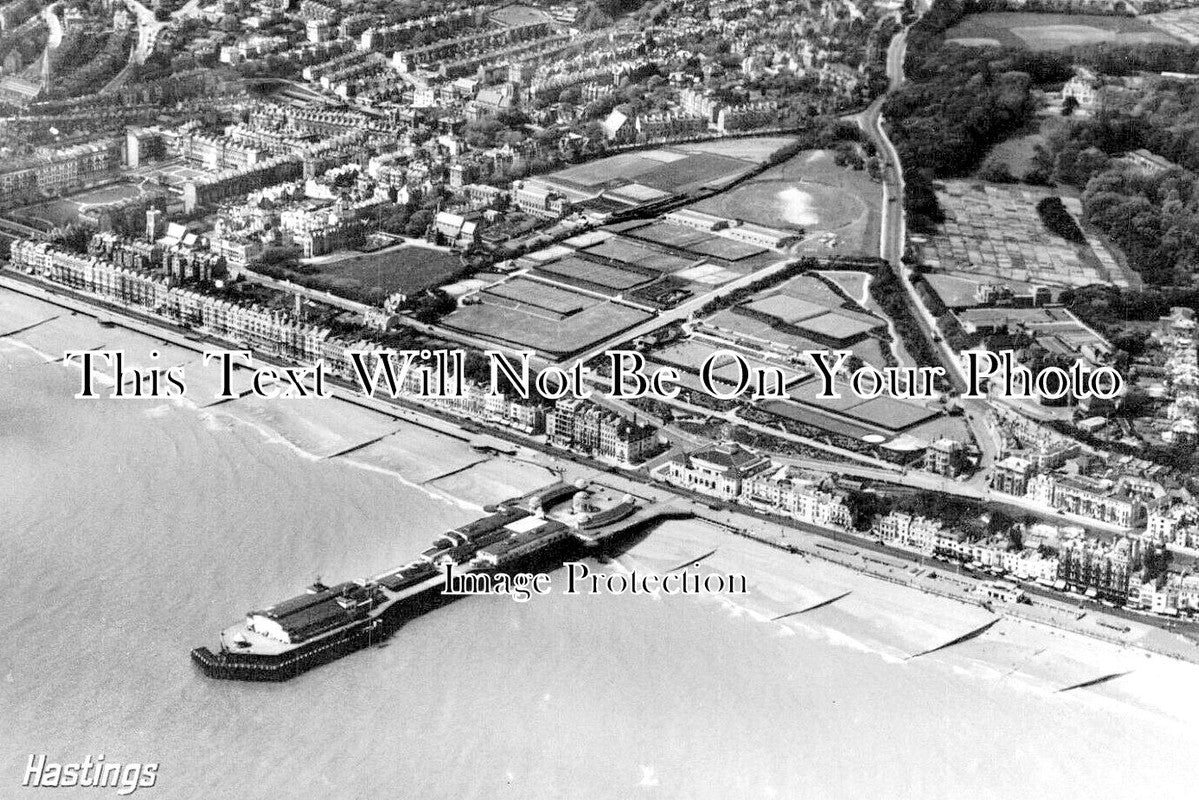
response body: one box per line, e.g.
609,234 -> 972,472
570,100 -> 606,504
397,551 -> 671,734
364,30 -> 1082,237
4,272 -> 1198,666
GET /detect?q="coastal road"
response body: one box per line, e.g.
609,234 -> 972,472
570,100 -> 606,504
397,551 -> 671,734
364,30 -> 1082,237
590,467 -> 1198,645
2,273 -> 1168,652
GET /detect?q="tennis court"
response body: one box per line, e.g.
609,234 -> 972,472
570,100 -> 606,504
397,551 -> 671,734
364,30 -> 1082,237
536,256 -> 652,291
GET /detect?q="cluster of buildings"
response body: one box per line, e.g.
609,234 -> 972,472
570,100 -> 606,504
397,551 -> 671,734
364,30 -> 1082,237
5,235 -> 662,466
1146,494 -> 1199,550
547,397 -> 660,465
1127,572 -> 1199,617
876,512 -> 1062,585
88,229 -> 225,284
876,510 -> 1154,604
1151,307 -> 1199,446
389,366 -> 662,464
0,138 -> 124,209
984,403 -> 1172,529
6,237 -> 375,369
0,0 -> 895,272
651,442 -> 853,529
991,454 -> 1159,528
600,99 -> 792,144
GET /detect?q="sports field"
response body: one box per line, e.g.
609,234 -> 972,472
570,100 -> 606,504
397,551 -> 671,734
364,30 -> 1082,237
689,150 -> 880,257
696,272 -> 890,366
309,245 -> 463,296
785,380 -> 940,433
776,274 -> 853,307
944,12 -> 1183,50
548,147 -> 757,196
444,294 -> 652,357
583,237 -> 700,273
484,277 -> 596,317
676,137 -> 798,162
534,256 -> 653,293
628,221 -> 766,261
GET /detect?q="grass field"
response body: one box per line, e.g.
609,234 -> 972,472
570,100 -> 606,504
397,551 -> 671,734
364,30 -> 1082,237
758,398 -> 878,439
689,149 -> 880,257
628,221 -> 711,249
685,236 -> 765,261
484,277 -> 596,316
628,221 -> 766,261
697,271 -> 891,366
784,381 -> 939,433
583,236 -> 700,272
677,137 -> 798,162
552,151 -> 684,188
534,256 -> 653,292
309,245 -> 462,296
821,271 -> 869,305
444,299 -> 651,357
8,181 -> 148,230
638,152 -> 755,194
548,148 -> 756,196
776,274 -> 853,307
976,115 -> 1069,181
944,12 -> 1183,50
1144,8 -> 1199,46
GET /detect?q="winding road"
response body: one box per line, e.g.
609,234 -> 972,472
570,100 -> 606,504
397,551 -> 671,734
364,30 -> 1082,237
853,23 -> 1005,474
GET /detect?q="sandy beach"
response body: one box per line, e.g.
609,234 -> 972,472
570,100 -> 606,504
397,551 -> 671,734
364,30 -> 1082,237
4,282 -> 1199,798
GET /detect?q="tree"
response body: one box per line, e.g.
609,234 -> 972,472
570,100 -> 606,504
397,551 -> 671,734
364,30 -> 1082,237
978,157 -> 1016,183
380,210 -> 410,235
405,209 -> 433,237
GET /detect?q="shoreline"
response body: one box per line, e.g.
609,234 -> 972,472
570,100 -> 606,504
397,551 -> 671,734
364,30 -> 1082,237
0,275 -> 559,511
3,273 -> 1197,667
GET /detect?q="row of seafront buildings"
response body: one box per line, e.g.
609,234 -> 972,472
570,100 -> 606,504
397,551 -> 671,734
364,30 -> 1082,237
7,238 -> 379,369
650,439 -> 1199,615
651,442 -> 852,529
5,237 -> 661,467
876,510 -> 1144,605
879,511 -> 1062,583
390,368 -> 660,465
878,507 -> 1199,615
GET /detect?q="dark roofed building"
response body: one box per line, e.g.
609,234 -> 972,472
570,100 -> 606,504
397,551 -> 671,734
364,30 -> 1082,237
247,581 -> 379,643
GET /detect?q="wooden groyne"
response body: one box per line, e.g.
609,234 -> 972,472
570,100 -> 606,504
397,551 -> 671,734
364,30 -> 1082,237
908,617 -> 1002,660
1057,671 -> 1132,693
668,548 -> 717,573
770,591 -> 853,622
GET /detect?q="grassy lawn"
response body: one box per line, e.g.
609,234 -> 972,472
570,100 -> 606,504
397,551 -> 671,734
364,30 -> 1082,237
690,149 -> 880,256
945,12 -> 1183,50
307,245 -> 463,297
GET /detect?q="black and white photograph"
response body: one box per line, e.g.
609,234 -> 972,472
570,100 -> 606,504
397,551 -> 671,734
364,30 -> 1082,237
2,0 -> 1198,797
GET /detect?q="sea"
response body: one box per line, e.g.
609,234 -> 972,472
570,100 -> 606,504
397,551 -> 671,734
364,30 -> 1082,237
2,287 -> 1198,800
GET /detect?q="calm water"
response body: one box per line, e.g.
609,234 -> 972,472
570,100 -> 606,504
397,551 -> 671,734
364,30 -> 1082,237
2,292 -> 1198,799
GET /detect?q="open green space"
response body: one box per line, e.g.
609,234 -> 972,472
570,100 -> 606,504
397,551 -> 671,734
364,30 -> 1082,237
944,12 -> 1183,50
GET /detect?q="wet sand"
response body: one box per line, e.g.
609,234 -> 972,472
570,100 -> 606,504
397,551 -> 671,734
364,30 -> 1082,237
4,283 -> 1199,798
